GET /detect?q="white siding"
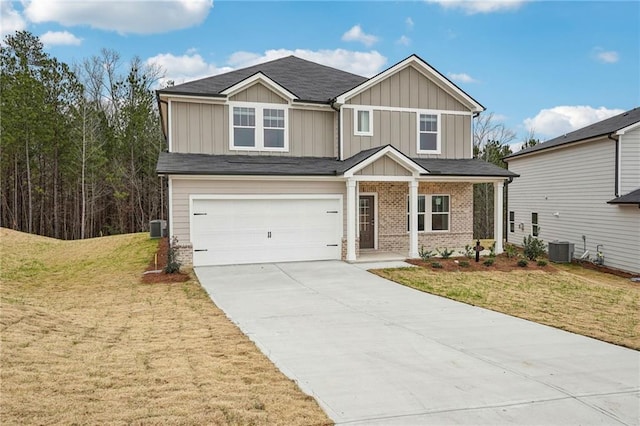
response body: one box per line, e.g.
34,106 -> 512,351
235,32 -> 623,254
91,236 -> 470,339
169,178 -> 346,245
619,126 -> 640,195
507,138 -> 640,274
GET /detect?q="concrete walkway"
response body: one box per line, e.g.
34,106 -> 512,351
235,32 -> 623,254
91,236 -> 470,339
196,260 -> 639,425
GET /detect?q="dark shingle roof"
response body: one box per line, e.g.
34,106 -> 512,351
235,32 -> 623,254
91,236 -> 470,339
157,56 -> 367,103
505,107 -> 640,160
414,158 -> 518,177
607,188 -> 640,204
157,151 -> 517,178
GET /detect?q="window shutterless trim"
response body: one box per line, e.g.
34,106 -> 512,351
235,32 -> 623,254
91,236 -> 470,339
417,112 -> 441,154
354,108 -> 373,136
229,101 -> 289,152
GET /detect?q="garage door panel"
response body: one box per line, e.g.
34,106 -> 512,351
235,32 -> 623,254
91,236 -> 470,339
191,197 -> 342,266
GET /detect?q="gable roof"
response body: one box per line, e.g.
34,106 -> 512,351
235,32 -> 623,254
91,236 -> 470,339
157,56 -> 367,103
334,54 -> 484,112
341,144 -> 428,177
505,107 -> 640,160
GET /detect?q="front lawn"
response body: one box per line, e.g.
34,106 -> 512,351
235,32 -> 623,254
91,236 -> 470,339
0,229 -> 330,425
372,262 -> 639,350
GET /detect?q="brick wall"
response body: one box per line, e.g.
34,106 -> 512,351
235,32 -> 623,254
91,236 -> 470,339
175,242 -> 193,267
358,181 -> 474,256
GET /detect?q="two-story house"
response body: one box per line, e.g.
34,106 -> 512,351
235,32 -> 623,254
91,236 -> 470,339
156,55 -> 517,266
505,108 -> 640,275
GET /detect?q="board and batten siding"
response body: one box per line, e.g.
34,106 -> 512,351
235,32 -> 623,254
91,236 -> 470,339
355,156 -> 412,176
619,126 -> 640,194
170,179 -> 346,245
170,101 -> 335,157
346,65 -> 467,111
507,137 -> 640,274
342,109 -> 471,159
229,82 -> 287,104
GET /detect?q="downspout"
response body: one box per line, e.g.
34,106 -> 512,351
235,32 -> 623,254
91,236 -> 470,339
504,176 -> 514,243
608,133 -> 619,197
331,100 -> 341,160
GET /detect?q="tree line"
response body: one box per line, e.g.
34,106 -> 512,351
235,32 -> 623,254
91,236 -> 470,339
1,31 -> 165,239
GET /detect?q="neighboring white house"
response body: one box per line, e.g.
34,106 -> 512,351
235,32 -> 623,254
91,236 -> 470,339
504,107 -> 640,275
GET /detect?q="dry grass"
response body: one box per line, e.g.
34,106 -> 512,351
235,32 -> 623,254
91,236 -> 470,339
0,228 -> 330,425
373,263 -> 640,350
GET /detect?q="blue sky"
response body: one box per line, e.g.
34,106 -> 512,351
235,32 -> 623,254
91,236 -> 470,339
2,0 -> 639,146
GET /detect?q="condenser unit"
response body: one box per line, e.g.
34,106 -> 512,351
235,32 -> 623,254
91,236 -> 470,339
548,241 -> 574,263
149,220 -> 167,239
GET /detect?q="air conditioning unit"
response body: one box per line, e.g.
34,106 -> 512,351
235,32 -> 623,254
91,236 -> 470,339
149,220 -> 167,239
548,241 -> 574,263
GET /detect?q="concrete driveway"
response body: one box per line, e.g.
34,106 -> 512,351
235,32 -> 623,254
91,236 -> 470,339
196,260 -> 639,425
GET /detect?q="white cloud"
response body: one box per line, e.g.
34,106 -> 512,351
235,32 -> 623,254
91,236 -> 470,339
523,106 -> 625,138
40,30 -> 82,47
397,35 -> 411,46
341,25 -> 379,47
226,48 -> 387,78
148,48 -> 387,87
448,72 -> 476,83
1,2 -> 27,38
406,17 -> 414,29
592,47 -> 619,64
427,0 -> 528,14
145,51 -> 233,87
23,0 -> 213,34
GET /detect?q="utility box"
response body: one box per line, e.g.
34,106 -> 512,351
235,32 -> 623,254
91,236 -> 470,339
149,220 -> 167,239
548,241 -> 574,263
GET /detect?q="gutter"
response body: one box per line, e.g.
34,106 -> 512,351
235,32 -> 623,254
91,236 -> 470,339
330,100 -> 341,160
608,133 -> 619,197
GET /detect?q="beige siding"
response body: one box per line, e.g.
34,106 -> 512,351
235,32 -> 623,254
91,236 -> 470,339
620,126 -> 640,194
355,156 -> 412,176
507,138 -> 640,274
229,82 -> 287,104
170,101 -> 335,157
347,66 -> 467,111
170,179 -> 346,245
343,109 -> 471,159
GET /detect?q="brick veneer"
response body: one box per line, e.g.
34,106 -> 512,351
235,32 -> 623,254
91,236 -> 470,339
358,181 -> 474,255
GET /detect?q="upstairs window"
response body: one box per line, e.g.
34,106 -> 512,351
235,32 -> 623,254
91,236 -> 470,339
231,103 -> 288,151
354,109 -> 373,136
417,113 -> 440,153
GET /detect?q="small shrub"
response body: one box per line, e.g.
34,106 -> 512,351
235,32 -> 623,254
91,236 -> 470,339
459,260 -> 470,268
537,260 -> 548,267
504,244 -> 518,259
463,244 -> 474,259
418,245 -> 434,261
523,235 -> 546,260
164,236 -> 182,274
437,247 -> 455,259
483,258 -> 494,267
431,262 -> 443,269
517,259 -> 528,267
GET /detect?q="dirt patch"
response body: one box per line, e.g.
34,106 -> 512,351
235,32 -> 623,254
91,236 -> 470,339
571,259 -> 638,279
142,237 -> 190,284
406,254 -> 556,273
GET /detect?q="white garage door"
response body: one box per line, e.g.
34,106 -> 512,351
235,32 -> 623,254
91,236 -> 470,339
191,196 -> 342,266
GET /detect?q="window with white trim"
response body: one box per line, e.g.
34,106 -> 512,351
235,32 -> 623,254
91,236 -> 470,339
354,109 -> 373,136
407,194 -> 450,232
230,103 -> 288,151
417,113 -> 440,153
532,212 -> 539,237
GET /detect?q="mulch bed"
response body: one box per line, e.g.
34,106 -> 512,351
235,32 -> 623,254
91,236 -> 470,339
141,237 -> 190,284
571,259 -> 638,279
406,254 -> 556,273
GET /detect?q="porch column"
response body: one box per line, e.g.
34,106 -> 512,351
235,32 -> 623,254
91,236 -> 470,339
494,180 -> 504,254
409,180 -> 419,258
346,178 -> 357,262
